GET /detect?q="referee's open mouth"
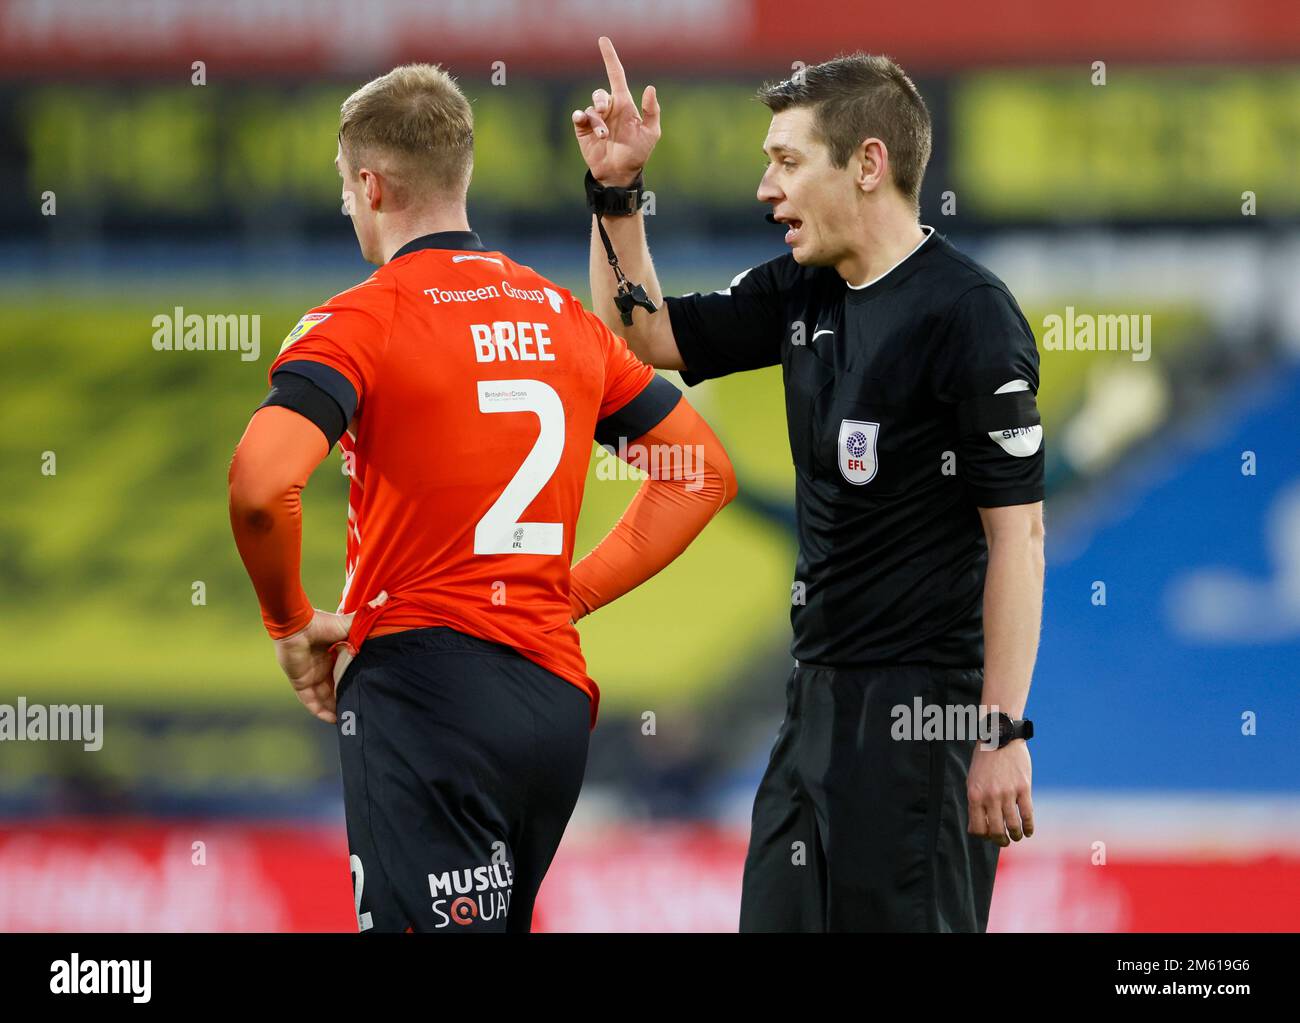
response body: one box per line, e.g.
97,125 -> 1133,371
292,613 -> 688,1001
772,214 -> 803,247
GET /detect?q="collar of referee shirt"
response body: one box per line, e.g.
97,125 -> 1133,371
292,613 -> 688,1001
842,224 -> 938,300
390,230 -> 488,261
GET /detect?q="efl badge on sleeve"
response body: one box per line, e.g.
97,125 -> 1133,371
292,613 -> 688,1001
279,312 -> 332,354
838,419 -> 879,485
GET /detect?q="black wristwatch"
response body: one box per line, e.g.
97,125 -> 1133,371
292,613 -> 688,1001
982,711 -> 1034,749
584,170 -> 646,217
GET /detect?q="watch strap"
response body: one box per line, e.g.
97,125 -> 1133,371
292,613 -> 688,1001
585,170 -> 645,217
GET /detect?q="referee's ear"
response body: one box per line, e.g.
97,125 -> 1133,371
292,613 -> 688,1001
854,136 -> 889,196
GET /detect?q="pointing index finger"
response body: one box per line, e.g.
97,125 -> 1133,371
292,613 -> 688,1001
598,35 -> 630,97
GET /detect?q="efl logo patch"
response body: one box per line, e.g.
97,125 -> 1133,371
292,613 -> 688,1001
278,312 -> 331,354
838,419 -> 879,485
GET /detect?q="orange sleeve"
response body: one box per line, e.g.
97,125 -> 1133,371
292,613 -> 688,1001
227,405 -> 330,638
568,397 -> 738,621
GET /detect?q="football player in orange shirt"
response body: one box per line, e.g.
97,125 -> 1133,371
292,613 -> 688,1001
228,64 -> 735,932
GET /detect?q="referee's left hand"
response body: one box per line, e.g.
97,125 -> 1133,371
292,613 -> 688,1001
967,742 -> 1034,847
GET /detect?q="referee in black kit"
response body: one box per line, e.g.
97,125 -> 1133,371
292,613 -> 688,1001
573,38 -> 1044,932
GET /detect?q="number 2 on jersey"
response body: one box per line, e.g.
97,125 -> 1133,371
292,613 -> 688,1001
474,379 -> 564,555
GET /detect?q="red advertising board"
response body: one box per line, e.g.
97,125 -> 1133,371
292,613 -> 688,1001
1,821 -> 1297,932
1,0 -> 1294,78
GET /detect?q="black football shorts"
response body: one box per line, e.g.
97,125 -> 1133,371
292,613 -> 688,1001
739,662 -> 1000,932
334,625 -> 590,933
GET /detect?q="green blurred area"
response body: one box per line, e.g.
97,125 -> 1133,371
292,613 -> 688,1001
20,80 -> 774,218
0,282 -> 794,712
19,68 -> 1297,223
1026,303 -> 1210,422
953,67 -> 1300,217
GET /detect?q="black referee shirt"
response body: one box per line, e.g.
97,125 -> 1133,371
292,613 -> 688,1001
666,227 -> 1044,668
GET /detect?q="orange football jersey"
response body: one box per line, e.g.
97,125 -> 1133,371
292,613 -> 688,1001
268,232 -> 665,720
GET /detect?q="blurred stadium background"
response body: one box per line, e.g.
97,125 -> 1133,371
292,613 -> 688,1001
2,0 -> 1299,931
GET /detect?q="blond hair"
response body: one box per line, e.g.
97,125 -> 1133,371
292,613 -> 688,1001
338,64 -> 474,206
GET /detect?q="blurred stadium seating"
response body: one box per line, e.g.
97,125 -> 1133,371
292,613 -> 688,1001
1,0 -> 1298,931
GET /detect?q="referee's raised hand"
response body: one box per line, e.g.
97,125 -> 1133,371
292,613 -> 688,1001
572,36 -> 661,187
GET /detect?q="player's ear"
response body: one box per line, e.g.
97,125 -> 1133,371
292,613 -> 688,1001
361,168 -> 382,211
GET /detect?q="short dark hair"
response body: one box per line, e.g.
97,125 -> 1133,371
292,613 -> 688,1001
758,54 -> 931,211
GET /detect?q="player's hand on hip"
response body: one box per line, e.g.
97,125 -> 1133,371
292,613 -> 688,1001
966,741 -> 1034,848
571,35 -> 661,187
273,608 -> 356,724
